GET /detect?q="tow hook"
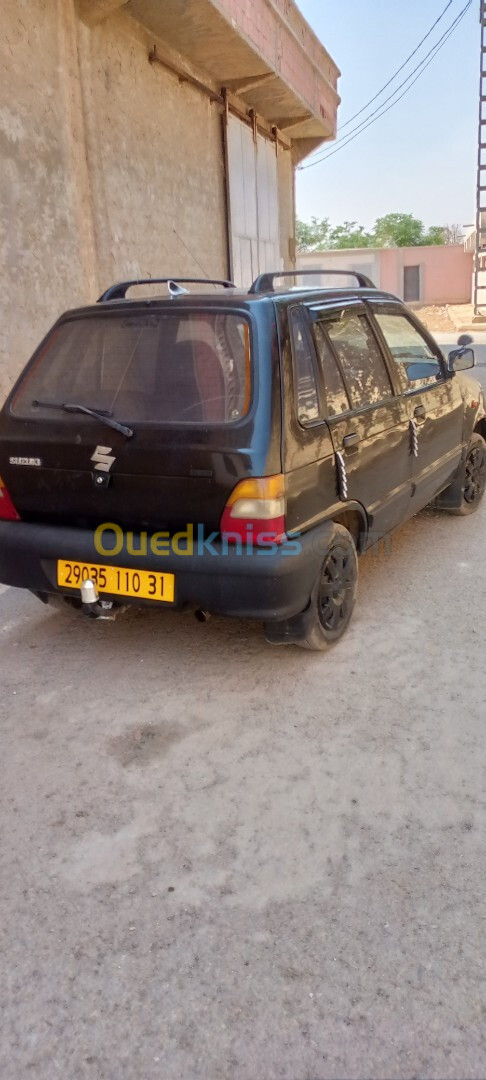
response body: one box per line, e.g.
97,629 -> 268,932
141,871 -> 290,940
80,579 -> 116,620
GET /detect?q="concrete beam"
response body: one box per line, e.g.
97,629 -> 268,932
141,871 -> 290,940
78,0 -> 129,24
273,115 -> 310,133
292,136 -> 332,165
223,73 -> 275,94
127,0 -> 339,145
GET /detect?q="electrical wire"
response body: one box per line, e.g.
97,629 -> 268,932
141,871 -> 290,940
302,0 -> 471,170
300,0 -> 472,171
333,0 -> 455,137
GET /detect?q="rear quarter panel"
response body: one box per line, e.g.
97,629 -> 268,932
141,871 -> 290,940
276,303 -> 342,535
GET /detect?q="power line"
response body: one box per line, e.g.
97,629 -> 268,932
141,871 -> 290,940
300,1 -> 472,172
301,1 -> 472,170
332,0 -> 456,138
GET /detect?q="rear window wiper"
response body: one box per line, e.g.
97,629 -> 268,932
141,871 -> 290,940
32,400 -> 133,438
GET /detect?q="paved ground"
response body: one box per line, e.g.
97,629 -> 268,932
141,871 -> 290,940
1,338 -> 486,1080
434,331 -> 486,369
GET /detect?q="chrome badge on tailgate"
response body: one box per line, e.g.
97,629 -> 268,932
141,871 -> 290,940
9,457 -> 42,467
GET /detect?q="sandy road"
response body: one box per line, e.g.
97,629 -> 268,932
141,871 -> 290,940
0,340 -> 485,1080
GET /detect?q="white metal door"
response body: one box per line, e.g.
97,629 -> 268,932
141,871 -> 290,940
227,114 -> 282,287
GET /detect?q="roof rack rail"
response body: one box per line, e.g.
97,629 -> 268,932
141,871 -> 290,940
98,277 -> 236,302
249,269 -> 376,294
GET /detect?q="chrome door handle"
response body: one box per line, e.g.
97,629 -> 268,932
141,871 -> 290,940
414,405 -> 426,419
343,432 -> 360,449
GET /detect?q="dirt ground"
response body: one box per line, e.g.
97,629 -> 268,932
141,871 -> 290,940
411,304 -> 468,334
1,346 -> 486,1080
1,490 -> 486,1079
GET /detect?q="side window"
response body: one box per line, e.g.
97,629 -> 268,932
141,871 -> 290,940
325,311 -> 393,409
314,322 -> 351,417
374,312 -> 443,390
289,309 -> 320,425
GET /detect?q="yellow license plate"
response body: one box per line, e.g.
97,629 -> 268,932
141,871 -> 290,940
57,560 -> 175,603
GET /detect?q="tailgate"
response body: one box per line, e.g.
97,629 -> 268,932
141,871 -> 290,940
0,418 -> 258,533
0,302 -> 281,533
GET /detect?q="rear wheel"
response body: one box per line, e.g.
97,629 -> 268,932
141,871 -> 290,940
439,433 -> 486,516
264,523 -> 358,652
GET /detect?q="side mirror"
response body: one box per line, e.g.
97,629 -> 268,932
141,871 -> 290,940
448,346 -> 475,373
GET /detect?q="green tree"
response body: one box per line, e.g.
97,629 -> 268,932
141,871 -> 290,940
296,216 -> 332,252
328,222 -> 373,249
371,213 -> 445,247
422,225 -> 446,246
372,213 -> 425,247
296,217 -> 373,251
296,213 -> 447,252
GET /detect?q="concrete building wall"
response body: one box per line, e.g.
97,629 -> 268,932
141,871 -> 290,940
380,245 -> 473,305
298,245 -> 474,305
1,0 -> 337,403
78,10 -> 229,289
1,0 -> 91,404
277,149 -> 297,269
0,1 -> 226,402
296,249 -> 383,288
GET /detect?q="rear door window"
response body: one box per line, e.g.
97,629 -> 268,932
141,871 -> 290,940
289,308 -> 321,425
12,312 -> 252,425
314,322 -> 351,417
324,310 -> 393,409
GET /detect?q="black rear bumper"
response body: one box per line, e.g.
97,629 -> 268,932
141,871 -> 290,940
0,521 -> 327,621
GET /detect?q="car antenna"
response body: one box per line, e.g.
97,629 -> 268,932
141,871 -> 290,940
172,226 -> 212,278
167,280 -> 190,298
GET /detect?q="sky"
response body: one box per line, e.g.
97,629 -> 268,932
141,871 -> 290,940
295,0 -> 479,231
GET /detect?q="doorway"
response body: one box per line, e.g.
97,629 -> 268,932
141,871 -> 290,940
403,264 -> 421,302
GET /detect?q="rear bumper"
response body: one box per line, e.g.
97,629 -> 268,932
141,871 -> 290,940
0,520 -> 327,621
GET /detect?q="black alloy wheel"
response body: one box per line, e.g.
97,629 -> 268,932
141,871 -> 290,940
318,543 -> 356,633
463,443 -> 486,505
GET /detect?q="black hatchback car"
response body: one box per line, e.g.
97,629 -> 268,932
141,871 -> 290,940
0,270 -> 484,651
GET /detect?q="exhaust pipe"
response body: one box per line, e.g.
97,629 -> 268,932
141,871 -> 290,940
194,609 -> 211,623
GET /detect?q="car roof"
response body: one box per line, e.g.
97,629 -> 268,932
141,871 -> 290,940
59,270 -> 404,316
59,286 -> 401,321
267,287 -> 398,306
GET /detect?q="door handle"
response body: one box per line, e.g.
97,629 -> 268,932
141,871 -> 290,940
343,432 -> 360,449
414,404 -> 426,419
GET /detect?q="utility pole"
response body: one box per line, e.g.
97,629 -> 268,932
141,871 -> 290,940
474,1 -> 486,314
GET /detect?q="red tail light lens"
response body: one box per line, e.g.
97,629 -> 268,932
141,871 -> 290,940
0,477 -> 20,521
221,474 -> 286,545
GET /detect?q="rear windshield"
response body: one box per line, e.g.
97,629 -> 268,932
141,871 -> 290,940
12,312 -> 252,425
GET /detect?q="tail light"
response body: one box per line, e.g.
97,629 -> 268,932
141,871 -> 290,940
0,477 -> 20,521
221,474 -> 286,545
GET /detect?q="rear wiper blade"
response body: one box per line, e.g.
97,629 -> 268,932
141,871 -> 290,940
32,400 -> 133,438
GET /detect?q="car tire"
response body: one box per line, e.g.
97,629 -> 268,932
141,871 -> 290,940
439,432 -> 486,516
264,523 -> 358,652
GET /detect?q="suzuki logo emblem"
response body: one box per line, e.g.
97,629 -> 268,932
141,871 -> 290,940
91,445 -> 116,473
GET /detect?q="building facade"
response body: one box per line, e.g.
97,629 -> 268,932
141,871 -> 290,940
0,0 -> 340,400
298,245 -> 473,306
